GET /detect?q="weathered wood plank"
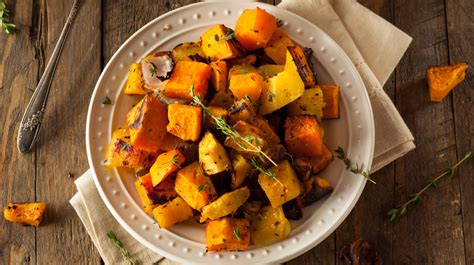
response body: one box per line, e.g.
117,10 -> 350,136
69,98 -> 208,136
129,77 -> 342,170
34,0 -> 101,264
446,0 -> 474,264
392,0 -> 465,264
0,1 -> 38,264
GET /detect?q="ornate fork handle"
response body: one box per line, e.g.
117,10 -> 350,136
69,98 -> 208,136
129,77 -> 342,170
17,0 -> 82,153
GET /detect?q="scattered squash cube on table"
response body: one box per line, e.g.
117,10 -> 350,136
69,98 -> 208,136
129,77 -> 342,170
427,63 -> 468,102
4,202 -> 46,226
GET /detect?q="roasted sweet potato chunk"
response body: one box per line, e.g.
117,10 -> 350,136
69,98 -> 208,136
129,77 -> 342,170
229,72 -> 264,102
321,85 -> 340,119
206,217 -> 250,251
201,187 -> 250,222
201,25 -> 241,60
166,104 -> 202,142
126,95 -> 168,152
210,61 -> 227,92
150,150 -> 186,187
175,162 -> 218,210
286,46 -> 315,87
250,206 -> 290,246
135,173 -> 178,214
284,115 -> 323,157
209,91 -> 234,108
225,120 -> 268,156
288,86 -> 325,119
235,7 -> 277,51
264,29 -> 294,65
295,144 -> 334,174
152,196 -> 194,228
230,152 -> 253,189
252,116 -> 280,144
164,61 -> 211,100
172,42 -> 205,62
124,63 -> 146,94
297,176 -> 333,207
199,131 -> 231,175
4,202 -> 46,226
427,63 -> 468,102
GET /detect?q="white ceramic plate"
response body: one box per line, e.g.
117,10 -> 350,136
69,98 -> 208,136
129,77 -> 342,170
86,2 -> 374,264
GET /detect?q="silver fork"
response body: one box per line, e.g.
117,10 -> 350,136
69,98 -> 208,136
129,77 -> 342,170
17,0 -> 82,153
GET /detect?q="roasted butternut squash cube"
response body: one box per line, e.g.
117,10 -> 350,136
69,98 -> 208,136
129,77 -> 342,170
105,128 -> 155,169
229,72 -> 264,102
235,7 -> 277,51
164,61 -> 211,100
175,162 -> 218,210
159,133 -> 192,152
209,91 -> 234,108
228,64 -> 260,80
126,95 -> 168,152
427,63 -> 468,102
124,63 -> 146,94
201,25 -> 241,61
224,120 -> 268,156
152,196 -> 194,228
166,104 -> 202,142
206,217 -> 250,251
227,54 -> 258,67
297,176 -> 333,207
264,29 -> 295,65
286,46 -> 315,87
258,160 -> 302,208
288,86 -> 325,119
284,115 -> 323,157
4,202 -> 46,226
250,206 -> 290,247
295,144 -> 334,174
231,152 -> 253,189
201,187 -> 250,222
199,131 -> 231,175
321,85 -> 340,119
135,173 -> 178,214
150,150 -> 186,186
228,98 -> 256,124
172,42 -> 205,62
210,61 -> 228,92
252,116 -> 280,144
258,64 -> 284,78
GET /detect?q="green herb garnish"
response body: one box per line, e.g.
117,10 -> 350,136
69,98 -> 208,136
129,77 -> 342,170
198,183 -> 209,192
222,28 -> 235,41
239,68 -> 249,74
106,231 -> 137,265
335,147 -> 375,184
102,96 -> 112,105
149,62 -> 157,76
387,151 -> 472,221
0,1 -> 16,34
233,229 -> 241,240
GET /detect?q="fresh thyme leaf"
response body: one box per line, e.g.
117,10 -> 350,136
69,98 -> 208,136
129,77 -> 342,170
171,153 -> 181,168
106,230 -> 137,265
249,157 -> 281,185
0,1 -> 16,35
102,96 -> 112,105
335,147 -> 375,184
387,151 -> 472,221
233,229 -> 241,240
198,183 -> 208,192
222,28 -> 235,41
276,18 -> 284,27
149,62 -> 157,76
239,68 -> 249,74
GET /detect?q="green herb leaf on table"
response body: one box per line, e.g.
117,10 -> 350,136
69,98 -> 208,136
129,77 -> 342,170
102,96 -> 112,105
387,151 -> 472,221
335,147 -> 375,184
106,230 -> 137,265
0,1 -> 16,35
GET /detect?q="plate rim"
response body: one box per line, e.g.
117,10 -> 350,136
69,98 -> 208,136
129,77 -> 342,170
86,2 -> 375,264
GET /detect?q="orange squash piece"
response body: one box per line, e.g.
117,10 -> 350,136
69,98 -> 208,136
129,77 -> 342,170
164,61 -> 211,100
320,85 -> 340,119
228,72 -> 264,102
252,116 -> 280,144
284,115 -> 323,157
210,61 -> 228,92
175,162 -> 218,211
126,95 -> 168,152
297,176 -> 333,207
152,196 -> 194,229
166,104 -> 202,142
201,24 -> 242,61
206,217 -> 250,251
224,120 -> 268,155
150,150 -> 186,187
235,7 -> 277,51
264,28 -> 295,65
294,144 -> 334,174
159,133 -> 192,152
286,46 -> 315,87
124,63 -> 147,94
427,63 -> 468,102
135,173 -> 178,214
4,202 -> 46,226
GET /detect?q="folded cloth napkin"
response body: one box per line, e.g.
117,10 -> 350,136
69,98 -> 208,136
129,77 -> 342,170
70,0 -> 415,264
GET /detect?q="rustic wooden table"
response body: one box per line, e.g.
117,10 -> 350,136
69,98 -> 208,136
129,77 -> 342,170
1,0 -> 472,264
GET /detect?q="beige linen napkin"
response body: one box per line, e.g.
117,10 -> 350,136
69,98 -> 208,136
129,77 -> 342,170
71,1 -> 415,264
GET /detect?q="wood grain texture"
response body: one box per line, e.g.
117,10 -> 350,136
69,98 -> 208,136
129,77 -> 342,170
0,1 -> 40,264
446,0 -> 474,264
393,0 -> 465,264
34,0 -> 101,264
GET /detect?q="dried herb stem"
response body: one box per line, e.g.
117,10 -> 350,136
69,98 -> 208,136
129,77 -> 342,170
0,1 -> 16,34
106,231 -> 137,265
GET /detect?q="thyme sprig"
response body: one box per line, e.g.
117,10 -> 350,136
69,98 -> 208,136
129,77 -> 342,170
233,229 -> 241,240
249,157 -> 283,187
106,231 -> 137,265
387,151 -> 472,221
190,84 -> 277,167
0,1 -> 16,34
335,147 -> 375,184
